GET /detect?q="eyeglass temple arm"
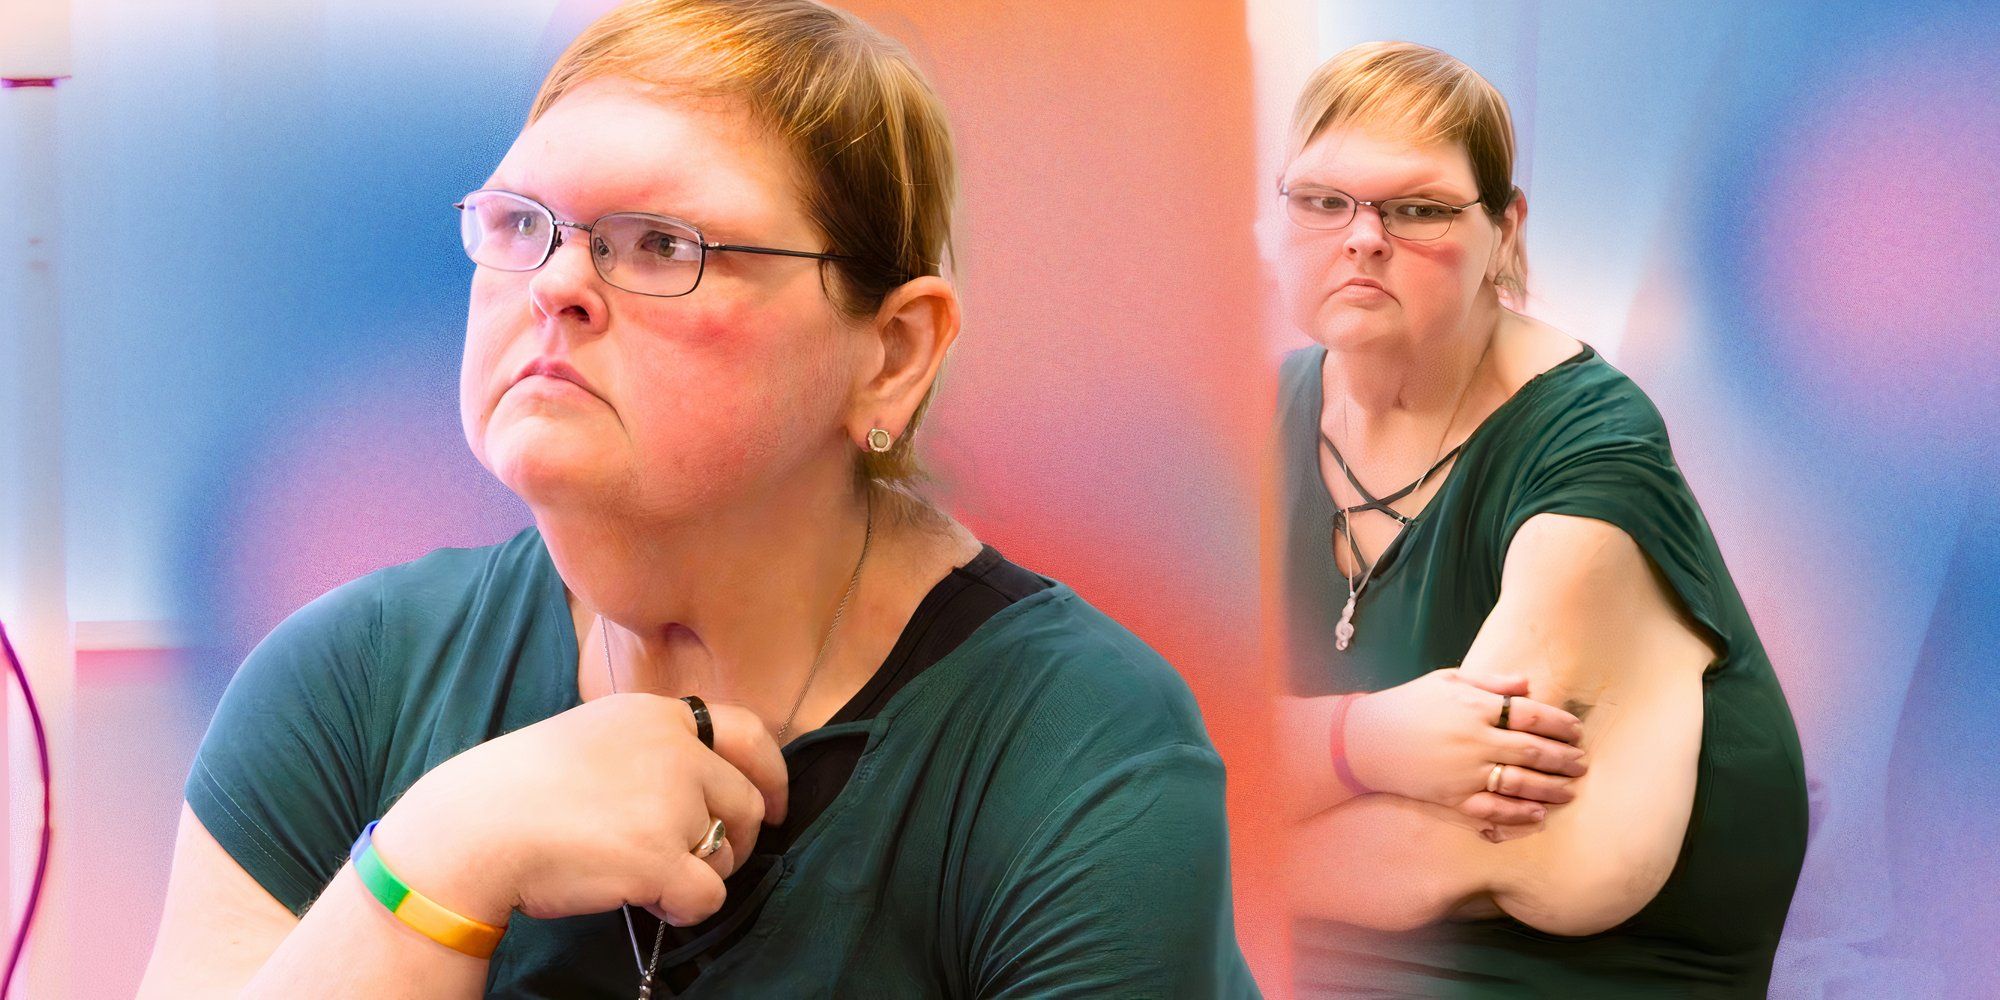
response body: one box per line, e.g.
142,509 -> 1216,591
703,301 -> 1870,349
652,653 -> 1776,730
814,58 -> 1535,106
450,200 -> 857,263
1275,189 -> 1481,212
706,242 -> 856,263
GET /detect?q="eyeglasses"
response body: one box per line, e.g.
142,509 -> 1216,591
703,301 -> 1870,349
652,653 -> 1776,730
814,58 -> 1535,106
453,188 -> 856,298
1277,184 -> 1483,242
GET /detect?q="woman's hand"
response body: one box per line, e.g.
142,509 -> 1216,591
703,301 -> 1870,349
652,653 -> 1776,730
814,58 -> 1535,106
1345,668 -> 1586,835
370,693 -> 789,930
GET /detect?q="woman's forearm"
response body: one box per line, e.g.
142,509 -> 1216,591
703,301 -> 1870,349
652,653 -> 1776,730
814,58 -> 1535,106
241,806 -> 518,999
1279,694 -> 1367,818
1289,793 -> 1495,929
240,865 -> 491,999
1292,626 -> 1705,936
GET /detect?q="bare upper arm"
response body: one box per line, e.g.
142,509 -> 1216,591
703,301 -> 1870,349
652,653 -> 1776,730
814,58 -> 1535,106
1467,512 -> 1718,702
1457,512 -> 1716,934
138,802 -> 301,999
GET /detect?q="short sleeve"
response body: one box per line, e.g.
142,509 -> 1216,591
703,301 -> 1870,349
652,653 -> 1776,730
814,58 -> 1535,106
1498,424 -> 1731,663
967,744 -> 1260,999
184,574 -> 383,915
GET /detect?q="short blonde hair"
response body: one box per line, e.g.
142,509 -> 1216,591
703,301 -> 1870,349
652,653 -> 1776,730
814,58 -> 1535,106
1290,41 -> 1528,300
529,0 -> 956,484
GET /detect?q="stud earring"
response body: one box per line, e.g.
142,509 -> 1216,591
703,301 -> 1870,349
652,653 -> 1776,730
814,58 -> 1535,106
866,428 -> 894,453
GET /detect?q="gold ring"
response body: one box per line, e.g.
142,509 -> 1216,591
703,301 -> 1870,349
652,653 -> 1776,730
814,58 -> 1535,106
693,818 -> 726,859
1486,763 -> 1506,794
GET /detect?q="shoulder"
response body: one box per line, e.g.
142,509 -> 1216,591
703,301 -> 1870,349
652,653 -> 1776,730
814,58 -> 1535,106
245,526 -> 546,679
1513,346 -> 1673,454
1278,343 -> 1325,398
920,584 -> 1232,808
935,583 -> 1237,881
984,584 -> 1200,736
371,525 -> 548,607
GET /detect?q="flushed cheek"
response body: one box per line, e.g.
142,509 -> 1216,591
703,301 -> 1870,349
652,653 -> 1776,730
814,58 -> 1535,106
616,300 -> 829,487
1324,234 -> 1464,294
630,375 -> 787,497
1415,238 -> 1475,276
1389,245 -> 1482,320
647,293 -> 777,351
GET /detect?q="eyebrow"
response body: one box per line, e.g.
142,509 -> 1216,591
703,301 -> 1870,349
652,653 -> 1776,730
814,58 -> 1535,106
476,182 -> 709,226
1405,184 -> 1475,201
1288,178 -> 1474,201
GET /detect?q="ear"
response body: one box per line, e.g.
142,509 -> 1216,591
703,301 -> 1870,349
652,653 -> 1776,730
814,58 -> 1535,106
1488,186 -> 1527,283
846,275 -> 961,447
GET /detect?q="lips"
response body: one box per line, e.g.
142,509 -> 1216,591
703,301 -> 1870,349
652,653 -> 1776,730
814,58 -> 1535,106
512,357 -> 601,398
1333,276 -> 1394,303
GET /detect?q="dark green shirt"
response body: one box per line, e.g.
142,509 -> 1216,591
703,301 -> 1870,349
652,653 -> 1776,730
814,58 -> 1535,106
187,526 -> 1260,998
1279,343 -> 1807,998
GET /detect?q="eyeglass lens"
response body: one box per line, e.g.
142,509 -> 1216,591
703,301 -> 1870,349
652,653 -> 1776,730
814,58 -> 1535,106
1283,188 -> 1461,241
458,190 -> 708,297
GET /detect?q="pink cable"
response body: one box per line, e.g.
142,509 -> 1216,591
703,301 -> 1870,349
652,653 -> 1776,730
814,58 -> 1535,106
0,620 -> 52,1000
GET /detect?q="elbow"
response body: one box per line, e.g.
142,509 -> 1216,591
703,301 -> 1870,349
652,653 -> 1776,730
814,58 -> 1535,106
1498,850 -> 1677,938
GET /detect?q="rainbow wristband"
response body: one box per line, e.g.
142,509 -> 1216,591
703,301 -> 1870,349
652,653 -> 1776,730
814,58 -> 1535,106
349,820 -> 507,959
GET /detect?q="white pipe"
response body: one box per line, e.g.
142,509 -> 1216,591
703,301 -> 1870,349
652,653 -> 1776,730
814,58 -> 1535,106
1,1 -> 75,997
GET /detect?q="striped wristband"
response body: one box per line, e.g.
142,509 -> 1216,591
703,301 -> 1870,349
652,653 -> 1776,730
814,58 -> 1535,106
349,820 -> 507,959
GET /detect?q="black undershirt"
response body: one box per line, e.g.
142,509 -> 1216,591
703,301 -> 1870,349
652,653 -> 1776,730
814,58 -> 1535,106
648,544 -> 1052,994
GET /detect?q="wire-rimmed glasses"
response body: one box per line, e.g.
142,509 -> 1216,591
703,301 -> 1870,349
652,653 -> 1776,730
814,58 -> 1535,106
1278,184 -> 1483,242
454,188 -> 855,298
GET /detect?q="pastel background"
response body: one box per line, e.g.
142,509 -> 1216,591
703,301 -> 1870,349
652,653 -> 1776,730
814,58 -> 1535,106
1250,1 -> 1999,998
1,1 -> 1995,999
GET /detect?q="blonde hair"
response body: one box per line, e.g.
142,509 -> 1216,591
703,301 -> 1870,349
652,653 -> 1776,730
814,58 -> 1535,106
529,0 -> 956,484
1290,41 -> 1528,301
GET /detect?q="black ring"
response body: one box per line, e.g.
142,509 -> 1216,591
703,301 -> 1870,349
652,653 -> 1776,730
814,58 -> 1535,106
680,695 -> 714,749
1497,695 -> 1513,731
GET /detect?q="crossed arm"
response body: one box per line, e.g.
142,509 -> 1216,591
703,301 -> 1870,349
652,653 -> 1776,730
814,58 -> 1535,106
1289,512 -> 1717,937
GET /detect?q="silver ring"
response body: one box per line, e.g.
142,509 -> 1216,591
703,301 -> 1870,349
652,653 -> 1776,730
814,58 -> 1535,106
693,818 -> 726,859
1486,763 -> 1506,794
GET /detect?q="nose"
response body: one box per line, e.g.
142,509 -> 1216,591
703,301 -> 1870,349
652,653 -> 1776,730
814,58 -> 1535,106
527,222 -> 609,332
1341,205 -> 1391,260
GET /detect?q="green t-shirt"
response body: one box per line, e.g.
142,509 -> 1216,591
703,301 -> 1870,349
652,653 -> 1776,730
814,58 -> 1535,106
1279,343 -> 1808,998
187,526 -> 1261,998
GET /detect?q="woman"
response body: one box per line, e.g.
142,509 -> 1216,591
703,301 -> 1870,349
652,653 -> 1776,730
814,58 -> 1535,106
139,2 -> 1257,996
1273,43 -> 1807,997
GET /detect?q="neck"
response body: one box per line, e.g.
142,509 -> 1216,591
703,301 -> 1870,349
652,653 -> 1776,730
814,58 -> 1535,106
540,459 -> 876,723
1320,298 -> 1505,452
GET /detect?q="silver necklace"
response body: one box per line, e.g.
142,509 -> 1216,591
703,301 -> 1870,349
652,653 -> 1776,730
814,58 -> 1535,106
1326,338 -> 1490,650
599,493 -> 874,998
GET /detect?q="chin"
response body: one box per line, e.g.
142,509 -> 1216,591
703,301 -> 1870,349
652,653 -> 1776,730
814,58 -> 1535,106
483,423 -> 617,507
1306,313 -> 1402,352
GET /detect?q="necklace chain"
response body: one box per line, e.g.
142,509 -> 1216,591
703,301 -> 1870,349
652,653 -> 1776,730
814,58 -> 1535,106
1324,338 -> 1492,649
778,490 -> 874,742
598,492 -> 876,998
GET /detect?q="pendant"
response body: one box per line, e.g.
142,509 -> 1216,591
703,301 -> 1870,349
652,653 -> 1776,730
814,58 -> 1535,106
1336,596 -> 1357,651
